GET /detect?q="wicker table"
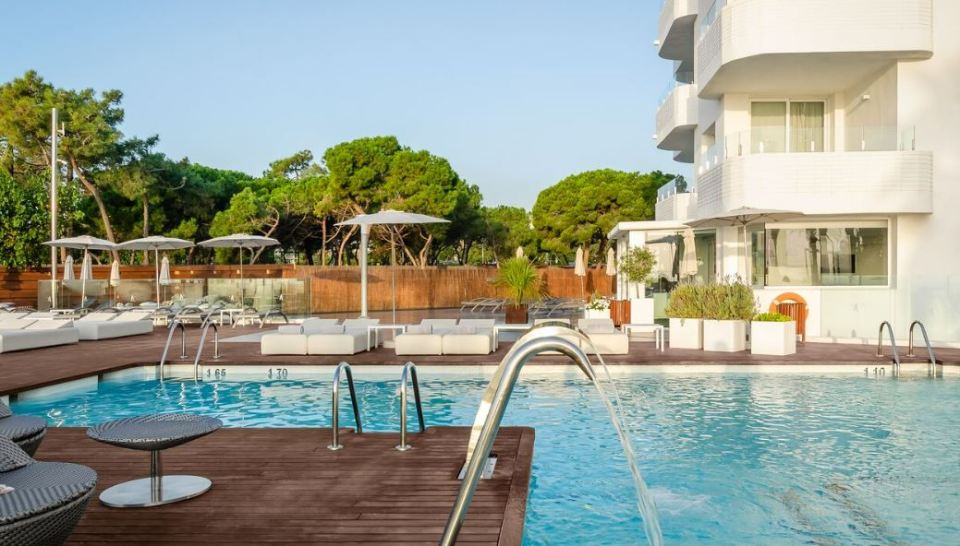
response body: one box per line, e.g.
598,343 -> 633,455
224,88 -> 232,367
87,414 -> 222,508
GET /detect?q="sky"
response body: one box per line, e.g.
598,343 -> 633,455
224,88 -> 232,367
0,0 -> 684,208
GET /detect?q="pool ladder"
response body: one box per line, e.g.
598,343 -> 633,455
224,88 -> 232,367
158,318 -> 222,381
327,361 -> 425,451
876,320 -> 938,375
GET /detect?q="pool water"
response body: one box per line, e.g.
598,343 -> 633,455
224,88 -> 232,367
12,368 -> 960,545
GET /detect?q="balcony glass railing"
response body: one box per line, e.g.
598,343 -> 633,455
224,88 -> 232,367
699,0 -> 726,34
698,126 -> 919,172
657,177 -> 693,203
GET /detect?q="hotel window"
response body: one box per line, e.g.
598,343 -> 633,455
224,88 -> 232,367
759,223 -> 888,287
751,101 -> 825,153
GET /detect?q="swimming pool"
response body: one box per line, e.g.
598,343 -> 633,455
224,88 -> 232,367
11,367 -> 960,545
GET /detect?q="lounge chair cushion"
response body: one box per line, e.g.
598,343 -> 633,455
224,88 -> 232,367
405,324 -> 432,335
579,319 -> 617,334
112,311 -> 154,322
261,333 -> 308,355
78,312 -> 118,322
0,319 -> 34,331
0,327 -> 79,353
395,332 -> 443,355
25,320 -> 74,330
449,325 -> 477,335
306,330 -> 369,355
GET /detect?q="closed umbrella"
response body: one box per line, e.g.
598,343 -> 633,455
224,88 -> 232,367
605,247 -> 617,277
679,230 -> 699,279
197,234 -> 279,306
44,235 -> 116,308
515,246 -> 525,259
574,247 -> 587,300
336,210 -> 450,321
80,252 -> 93,282
159,255 -> 171,286
62,255 -> 75,281
109,260 -> 121,306
117,236 -> 194,308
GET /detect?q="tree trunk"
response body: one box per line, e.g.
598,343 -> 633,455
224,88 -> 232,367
320,222 -> 327,267
337,225 -> 357,265
72,160 -> 120,262
142,195 -> 150,265
417,234 -> 433,269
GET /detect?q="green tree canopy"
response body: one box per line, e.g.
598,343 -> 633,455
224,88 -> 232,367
532,169 -> 673,264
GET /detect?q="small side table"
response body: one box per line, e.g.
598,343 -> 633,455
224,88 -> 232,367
87,414 -> 222,508
368,324 -> 407,349
622,323 -> 665,352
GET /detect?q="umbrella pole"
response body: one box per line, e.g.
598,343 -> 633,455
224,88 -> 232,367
240,246 -> 245,307
359,224 -> 370,318
155,248 -> 161,308
81,248 -> 88,306
391,228 -> 397,325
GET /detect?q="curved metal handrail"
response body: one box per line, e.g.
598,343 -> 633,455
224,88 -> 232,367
192,317 -> 222,381
328,362 -> 362,451
907,320 -> 937,366
876,320 -> 901,373
440,324 -> 660,546
396,362 -> 426,452
158,320 -> 187,381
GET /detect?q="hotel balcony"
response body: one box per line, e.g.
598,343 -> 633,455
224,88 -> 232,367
655,179 -> 697,222
696,128 -> 932,217
655,83 -> 698,164
657,0 -> 698,63
696,0 -> 933,98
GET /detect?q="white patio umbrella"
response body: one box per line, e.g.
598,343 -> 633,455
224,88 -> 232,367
336,210 -> 450,321
80,252 -> 93,283
159,255 -> 171,286
44,235 -> 116,308
605,247 -> 617,277
574,247 -> 587,300
62,255 -> 75,281
197,234 -> 279,306
109,260 -> 121,306
117,236 -> 194,308
679,229 -> 698,279
515,246 -> 525,259
687,207 -> 803,278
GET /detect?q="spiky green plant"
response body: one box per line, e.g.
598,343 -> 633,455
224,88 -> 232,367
494,257 -> 544,306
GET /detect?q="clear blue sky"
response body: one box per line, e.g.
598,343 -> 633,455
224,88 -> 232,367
0,0 -> 684,208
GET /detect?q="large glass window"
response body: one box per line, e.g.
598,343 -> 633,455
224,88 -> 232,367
763,224 -> 888,286
751,100 -> 825,153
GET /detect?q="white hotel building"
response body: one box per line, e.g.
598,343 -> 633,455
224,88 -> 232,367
610,0 -> 960,344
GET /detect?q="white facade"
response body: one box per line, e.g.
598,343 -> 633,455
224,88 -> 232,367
612,0 -> 960,345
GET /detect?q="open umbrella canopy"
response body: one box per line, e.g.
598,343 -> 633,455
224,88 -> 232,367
336,209 -> 450,227
336,210 -> 450,319
197,234 -> 279,249
116,235 -> 194,251
43,235 -> 116,251
685,207 -> 803,228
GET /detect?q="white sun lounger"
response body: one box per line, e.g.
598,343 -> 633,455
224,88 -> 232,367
0,319 -> 79,353
260,318 -> 341,356
74,310 -> 155,341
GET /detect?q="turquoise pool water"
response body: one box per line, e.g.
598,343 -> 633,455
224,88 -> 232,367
12,368 -> 960,545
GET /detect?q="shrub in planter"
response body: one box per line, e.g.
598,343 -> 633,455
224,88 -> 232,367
493,257 -> 543,324
619,247 -> 656,324
751,312 -> 797,356
585,292 -> 610,319
664,283 -> 706,349
701,279 -> 756,352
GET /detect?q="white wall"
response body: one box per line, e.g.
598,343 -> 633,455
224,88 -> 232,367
893,0 -> 960,343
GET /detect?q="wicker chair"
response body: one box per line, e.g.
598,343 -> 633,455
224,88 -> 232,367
0,403 -> 46,456
0,437 -> 97,545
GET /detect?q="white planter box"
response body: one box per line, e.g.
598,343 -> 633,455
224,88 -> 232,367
703,320 -> 747,352
584,309 -> 609,320
750,321 -> 797,355
668,318 -> 702,349
630,298 -> 655,324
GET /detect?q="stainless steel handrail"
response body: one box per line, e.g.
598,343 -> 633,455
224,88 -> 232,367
158,320 -> 187,381
328,362 -> 362,451
876,320 -> 901,373
440,325 -> 604,546
907,320 -> 937,366
396,362 -> 426,452
192,317 -> 222,381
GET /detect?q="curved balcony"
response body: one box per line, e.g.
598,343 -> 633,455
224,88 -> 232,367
696,151 -> 933,218
658,0 -> 698,63
696,0 -> 933,98
655,83 -> 698,163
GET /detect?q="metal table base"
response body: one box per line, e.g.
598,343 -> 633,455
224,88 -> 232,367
99,450 -> 212,508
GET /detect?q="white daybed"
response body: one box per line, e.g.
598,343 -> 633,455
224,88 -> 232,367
441,319 -> 497,355
0,319 -> 79,354
394,319 -> 458,356
75,311 -> 155,341
306,318 -> 379,355
260,318 -> 341,356
577,318 -> 629,355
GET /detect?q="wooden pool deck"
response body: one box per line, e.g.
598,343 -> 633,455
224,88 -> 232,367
37,426 -> 533,546
2,324 -> 958,397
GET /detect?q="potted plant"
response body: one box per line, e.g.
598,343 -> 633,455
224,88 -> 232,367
664,283 -> 705,349
493,257 -> 543,324
619,247 -> 656,324
751,312 -> 797,355
701,279 -> 756,352
585,292 -> 610,319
